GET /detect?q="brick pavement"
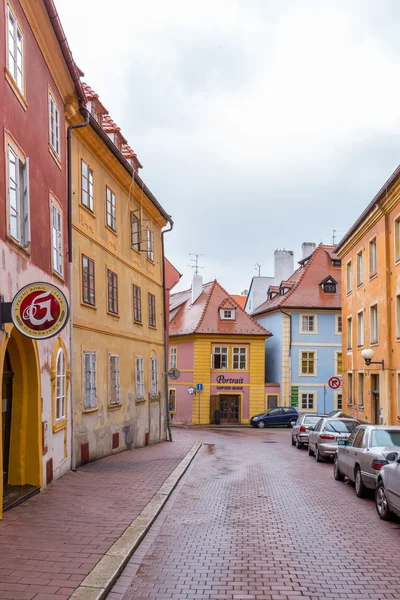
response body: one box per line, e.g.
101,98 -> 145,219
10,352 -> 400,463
0,430 -> 195,600
109,428 -> 400,600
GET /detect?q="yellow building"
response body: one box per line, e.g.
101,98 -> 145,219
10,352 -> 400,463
168,277 -> 271,425
71,84 -> 171,465
336,164 -> 400,425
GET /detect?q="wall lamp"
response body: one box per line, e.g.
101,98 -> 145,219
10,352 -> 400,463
361,348 -> 384,370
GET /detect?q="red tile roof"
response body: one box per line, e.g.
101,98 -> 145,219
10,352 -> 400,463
230,295 -> 246,308
102,115 -> 128,144
82,83 -> 108,114
253,245 -> 341,315
170,281 -> 271,337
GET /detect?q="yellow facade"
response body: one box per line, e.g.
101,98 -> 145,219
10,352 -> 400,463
71,120 -> 168,464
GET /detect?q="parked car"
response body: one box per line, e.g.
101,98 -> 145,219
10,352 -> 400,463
291,414 -> 326,448
308,417 -> 359,461
328,410 -> 369,424
334,425 -> 400,498
376,451 -> 400,520
250,407 -> 298,429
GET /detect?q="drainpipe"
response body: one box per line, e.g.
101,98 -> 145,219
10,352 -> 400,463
161,218 -> 174,442
67,109 -> 90,470
281,310 -> 292,407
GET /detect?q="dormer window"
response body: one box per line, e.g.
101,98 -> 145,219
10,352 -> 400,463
320,276 -> 337,294
220,309 -> 235,320
332,259 -> 341,267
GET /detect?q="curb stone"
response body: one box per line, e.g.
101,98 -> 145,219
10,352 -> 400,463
70,439 -> 202,600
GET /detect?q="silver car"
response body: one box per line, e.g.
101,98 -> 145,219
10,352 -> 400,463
308,417 -> 360,462
291,414 -> 326,449
334,425 -> 400,498
376,451 -> 400,520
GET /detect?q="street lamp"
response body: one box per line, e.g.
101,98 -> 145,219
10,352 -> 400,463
361,348 -> 384,369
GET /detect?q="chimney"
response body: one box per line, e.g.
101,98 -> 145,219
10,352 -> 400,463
191,274 -> 203,304
301,242 -> 316,259
274,249 -> 294,284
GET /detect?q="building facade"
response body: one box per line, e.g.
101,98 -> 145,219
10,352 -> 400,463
252,245 -> 343,414
335,165 -> 400,425
0,0 -> 85,515
168,277 -> 271,425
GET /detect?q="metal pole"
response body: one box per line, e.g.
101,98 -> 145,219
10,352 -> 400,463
198,390 -> 200,425
324,385 -> 326,414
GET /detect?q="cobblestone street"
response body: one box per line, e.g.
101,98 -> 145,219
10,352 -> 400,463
110,428 -> 400,600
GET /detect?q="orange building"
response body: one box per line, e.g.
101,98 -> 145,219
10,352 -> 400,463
335,165 -> 400,425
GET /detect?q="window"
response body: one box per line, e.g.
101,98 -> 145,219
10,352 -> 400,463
148,293 -> 156,327
347,316 -> 352,350
348,372 -> 353,406
224,310 -> 233,319
170,347 -> 177,369
396,218 -> 400,263
131,212 -> 140,250
323,281 -> 336,293
109,355 -> 120,405
51,202 -> 63,275
300,315 -> 316,333
369,238 -> 377,274
335,352 -> 342,376
301,393 -> 314,410
106,187 -> 116,231
55,349 -> 66,421
353,428 -> 366,448
146,227 -> 154,261
7,5 -> 23,93
335,315 -> 342,334
150,357 -> 158,396
358,372 -> 364,406
220,308 -> 236,320
107,270 -> 118,314
300,351 -> 316,375
136,356 -> 144,398
335,393 -> 343,411
356,251 -> 363,286
346,261 -> 352,294
397,295 -> 400,339
49,93 -> 60,157
133,284 -> 142,322
82,255 -> 95,306
7,146 -> 30,246
357,310 -> 364,347
397,373 -> 400,417
169,389 -> 176,413
83,351 -> 96,409
370,304 -> 378,344
81,160 -> 94,211
232,347 -> 247,370
213,347 -> 228,369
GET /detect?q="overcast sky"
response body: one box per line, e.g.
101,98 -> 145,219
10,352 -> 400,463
57,0 -> 400,294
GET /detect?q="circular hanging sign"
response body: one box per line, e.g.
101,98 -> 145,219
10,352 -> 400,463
11,282 -> 69,340
168,367 -> 181,380
328,376 -> 342,390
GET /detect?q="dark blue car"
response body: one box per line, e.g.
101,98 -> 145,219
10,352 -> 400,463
250,407 -> 298,429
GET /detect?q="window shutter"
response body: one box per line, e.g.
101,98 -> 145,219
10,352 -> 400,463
22,157 -> 30,246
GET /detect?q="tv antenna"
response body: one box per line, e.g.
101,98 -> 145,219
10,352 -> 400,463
255,263 -> 263,276
332,230 -> 344,245
188,253 -> 205,276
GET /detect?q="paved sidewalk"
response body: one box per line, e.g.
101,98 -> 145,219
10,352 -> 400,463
0,431 -> 196,600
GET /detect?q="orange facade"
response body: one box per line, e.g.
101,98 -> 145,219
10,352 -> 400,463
336,166 -> 400,426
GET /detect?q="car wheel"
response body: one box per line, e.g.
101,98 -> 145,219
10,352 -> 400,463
288,418 -> 297,428
355,466 -> 367,498
296,439 -> 303,449
257,420 -> 266,429
291,435 -> 296,446
315,447 -> 323,462
376,481 -> 393,521
308,444 -> 314,456
334,456 -> 345,481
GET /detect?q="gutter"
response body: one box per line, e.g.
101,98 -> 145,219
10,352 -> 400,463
161,219 -> 174,442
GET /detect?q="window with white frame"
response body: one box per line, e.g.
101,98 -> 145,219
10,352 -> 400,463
300,314 -> 316,333
397,373 -> 400,417
300,351 -> 316,375
369,238 -> 377,274
396,218 -> 400,263
348,372 -> 353,406
109,355 -> 120,405
357,310 -> 364,347
301,392 -> 315,410
7,146 -> 30,246
347,316 -> 352,350
335,314 -> 342,334
7,5 -> 23,93
150,357 -> 158,396
335,352 -> 342,376
335,392 -> 343,411
49,93 -> 60,157
81,160 -> 94,211
358,372 -> 364,407
346,261 -> 352,294
356,251 -> 363,286
212,347 -> 228,369
170,347 -> 177,369
51,201 -> 63,275
146,227 -> 154,261
131,212 -> 140,250
232,347 -> 247,370
370,304 -> 378,344
83,351 -> 96,409
106,187 -> 116,231
397,294 -> 400,339
55,349 -> 66,421
136,356 -> 144,398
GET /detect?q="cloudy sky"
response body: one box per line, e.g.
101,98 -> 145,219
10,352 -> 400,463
57,0 -> 400,294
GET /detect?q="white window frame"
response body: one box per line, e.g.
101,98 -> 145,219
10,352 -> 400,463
106,187 -> 116,231
397,371 -> 400,417
347,371 -> 353,406
395,216 -> 400,263
212,347 -> 228,370
369,237 -> 377,275
232,347 -> 247,370
146,226 -> 154,261
81,159 -> 94,211
370,303 -> 378,345
356,250 -> 363,287
335,351 -> 342,376
300,391 -> 316,411
150,356 -> 158,396
6,4 -> 24,93
55,348 -> 66,421
83,351 -> 97,409
131,211 -> 140,250
346,261 -> 352,294
49,92 -> 60,158
51,200 -> 63,276
334,391 -> 343,411
136,356 -> 144,399
347,316 -> 353,351
299,351 -> 317,376
300,314 -> 317,333
170,347 -> 177,369
396,293 -> 400,340
7,145 -> 30,247
358,371 -> 364,407
109,354 -> 120,405
335,314 -> 342,335
357,309 -> 364,348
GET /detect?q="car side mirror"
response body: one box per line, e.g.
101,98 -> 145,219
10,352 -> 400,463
386,452 -> 399,462
307,426 -> 314,431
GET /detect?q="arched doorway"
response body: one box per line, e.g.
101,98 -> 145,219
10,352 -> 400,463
2,351 -> 13,488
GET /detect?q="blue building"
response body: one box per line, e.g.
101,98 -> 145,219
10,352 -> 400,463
251,244 -> 342,414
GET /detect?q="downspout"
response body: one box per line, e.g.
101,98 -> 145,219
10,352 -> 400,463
161,218 -> 174,442
67,109 -> 90,470
281,310 -> 292,407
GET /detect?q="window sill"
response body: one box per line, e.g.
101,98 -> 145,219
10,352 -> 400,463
358,405 -> 365,410
5,68 -> 28,111
133,319 -> 143,326
149,324 -> 157,329
81,301 -> 97,311
299,331 -> 318,335
49,144 -> 62,170
369,272 -> 378,281
131,246 -> 141,254
107,403 -> 122,411
107,310 -> 120,318
150,394 -> 160,402
83,407 -> 98,414
346,291 -> 353,296
146,257 -> 155,265
53,419 -> 67,433
356,282 -> 364,289
136,397 -> 146,404
80,203 -> 96,218
52,269 -> 65,284
6,234 -> 31,257
357,344 -> 364,349
370,341 -> 379,347
106,225 -> 117,236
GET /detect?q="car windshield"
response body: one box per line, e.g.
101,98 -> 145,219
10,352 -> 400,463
324,420 -> 359,433
371,430 -> 400,448
304,416 -> 320,424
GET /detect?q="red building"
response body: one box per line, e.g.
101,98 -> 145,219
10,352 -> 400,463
0,0 -> 85,515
